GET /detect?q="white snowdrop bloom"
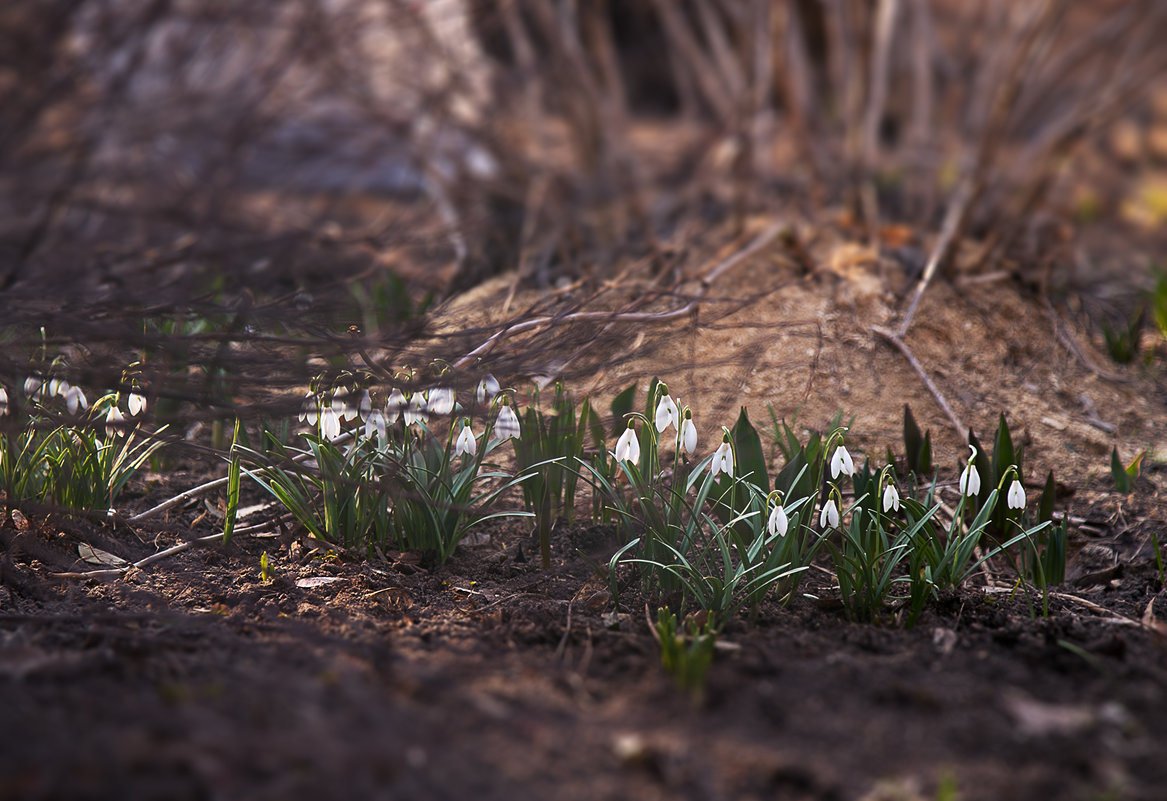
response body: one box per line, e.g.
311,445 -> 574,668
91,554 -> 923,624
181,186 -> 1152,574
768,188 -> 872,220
48,378 -> 64,397
959,463 -> 981,497
364,409 -> 387,445
711,439 -> 734,478
24,376 -> 42,398
426,387 -> 455,416
654,393 -> 678,434
0,386 -> 7,415
104,405 -> 125,438
768,504 -> 789,537
385,389 -> 408,424
320,404 -> 341,439
615,423 -> 640,464
819,498 -> 840,529
127,392 -> 147,417
403,393 -> 428,426
338,392 -> 359,422
358,390 -> 372,421
1007,478 -> 1026,510
476,374 -> 500,406
64,385 -> 88,414
959,446 -> 981,497
882,483 -> 901,513
830,445 -> 855,479
680,411 -> 697,456
455,421 -> 477,458
493,403 -> 520,441
300,392 -> 319,425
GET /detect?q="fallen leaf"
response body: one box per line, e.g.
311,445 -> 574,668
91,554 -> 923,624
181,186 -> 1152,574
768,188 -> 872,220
78,543 -> 128,567
296,576 -> 342,588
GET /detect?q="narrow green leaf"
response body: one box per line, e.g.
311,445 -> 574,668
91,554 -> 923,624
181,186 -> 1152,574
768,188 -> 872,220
1126,450 -> 1146,482
731,407 -> 768,493
610,384 -> 636,438
1038,470 -> 1056,525
1111,446 -> 1132,493
223,418 -> 242,545
992,413 -> 1015,479
903,404 -> 923,474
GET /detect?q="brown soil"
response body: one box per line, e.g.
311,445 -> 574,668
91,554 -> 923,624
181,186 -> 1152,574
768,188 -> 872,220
3,244 -> 1167,800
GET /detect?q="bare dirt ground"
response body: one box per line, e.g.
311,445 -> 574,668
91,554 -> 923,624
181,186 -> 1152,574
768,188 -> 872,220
3,236 -> 1167,801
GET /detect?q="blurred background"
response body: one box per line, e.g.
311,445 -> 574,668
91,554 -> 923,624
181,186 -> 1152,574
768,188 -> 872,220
2,0 -> 1166,417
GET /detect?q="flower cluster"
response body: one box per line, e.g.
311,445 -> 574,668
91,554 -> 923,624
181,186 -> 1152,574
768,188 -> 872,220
295,372 -> 521,454
20,375 -> 92,415
613,385 -> 705,469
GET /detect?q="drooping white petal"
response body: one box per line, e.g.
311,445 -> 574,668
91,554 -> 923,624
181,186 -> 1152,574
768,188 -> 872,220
127,392 -> 147,417
711,441 -> 734,478
830,446 -> 855,479
104,406 -> 125,438
364,409 -> 387,444
0,386 -> 8,415
494,405 -> 520,441
882,484 -> 900,513
24,376 -> 42,398
1007,479 -> 1026,510
819,498 -> 840,529
427,387 -> 455,416
65,385 -> 88,414
320,405 -> 341,439
681,417 -> 697,455
654,394 -> 679,433
358,390 -> 372,421
455,422 -> 477,458
476,375 -> 500,406
615,426 -> 640,464
768,504 -> 789,537
959,463 -> 981,497
300,392 -> 318,425
385,389 -> 407,424
338,392 -> 359,422
403,394 -> 428,426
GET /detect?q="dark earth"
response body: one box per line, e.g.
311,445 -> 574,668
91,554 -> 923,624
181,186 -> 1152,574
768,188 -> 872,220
1,459 -> 1165,801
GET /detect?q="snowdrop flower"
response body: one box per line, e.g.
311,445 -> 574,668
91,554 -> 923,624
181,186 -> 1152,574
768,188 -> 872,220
959,446 -> 981,497
680,408 -> 697,455
104,405 -> 125,438
711,435 -> 734,478
426,387 -> 455,416
615,421 -> 640,464
455,420 -> 477,458
819,497 -> 840,529
882,483 -> 900,513
830,445 -> 855,479
320,404 -> 341,439
1007,478 -> 1026,511
48,378 -> 64,397
0,386 -> 7,415
127,391 -> 147,417
338,392 -> 359,422
299,392 -> 319,425
476,374 -> 500,406
403,393 -> 428,426
385,389 -> 408,424
358,389 -> 372,421
493,401 -> 520,441
654,391 -> 678,434
23,376 -> 42,398
64,385 -> 88,414
364,408 -> 387,444
767,502 -> 789,538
